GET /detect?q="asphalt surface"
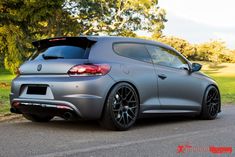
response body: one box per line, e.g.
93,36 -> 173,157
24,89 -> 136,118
0,105 -> 235,157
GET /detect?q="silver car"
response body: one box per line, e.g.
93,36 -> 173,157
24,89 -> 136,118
10,36 -> 221,130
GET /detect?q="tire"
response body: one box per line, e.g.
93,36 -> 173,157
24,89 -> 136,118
100,83 -> 139,131
200,86 -> 220,120
23,113 -> 53,122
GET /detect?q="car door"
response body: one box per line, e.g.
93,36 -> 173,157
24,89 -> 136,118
146,44 -> 203,111
112,42 -> 161,112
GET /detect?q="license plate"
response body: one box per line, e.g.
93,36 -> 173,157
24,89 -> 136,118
27,86 -> 47,95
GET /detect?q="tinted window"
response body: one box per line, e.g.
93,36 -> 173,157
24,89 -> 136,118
146,45 -> 189,69
32,46 -> 87,60
113,43 -> 152,63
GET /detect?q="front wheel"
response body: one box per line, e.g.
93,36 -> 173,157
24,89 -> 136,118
100,83 -> 139,131
200,86 -> 220,120
23,113 -> 53,122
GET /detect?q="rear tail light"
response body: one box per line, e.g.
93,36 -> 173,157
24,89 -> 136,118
68,64 -> 111,76
12,101 -> 20,108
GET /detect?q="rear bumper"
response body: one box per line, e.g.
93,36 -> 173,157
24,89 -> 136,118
10,75 -> 115,119
10,98 -> 81,118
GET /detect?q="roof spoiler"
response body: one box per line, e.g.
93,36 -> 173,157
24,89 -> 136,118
32,37 -> 97,50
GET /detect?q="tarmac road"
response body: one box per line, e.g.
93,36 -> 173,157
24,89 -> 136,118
0,105 -> 235,157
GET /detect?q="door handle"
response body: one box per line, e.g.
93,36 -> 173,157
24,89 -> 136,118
158,74 -> 167,80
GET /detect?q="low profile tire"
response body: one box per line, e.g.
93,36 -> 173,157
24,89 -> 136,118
23,113 -> 53,122
200,86 -> 220,120
100,83 -> 139,131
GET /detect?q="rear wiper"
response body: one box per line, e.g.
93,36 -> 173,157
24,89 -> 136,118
42,54 -> 64,60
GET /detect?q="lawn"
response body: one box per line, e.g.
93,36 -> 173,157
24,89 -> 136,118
0,68 -> 15,114
0,62 -> 234,115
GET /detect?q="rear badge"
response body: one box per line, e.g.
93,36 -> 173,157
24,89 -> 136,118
37,64 -> 42,71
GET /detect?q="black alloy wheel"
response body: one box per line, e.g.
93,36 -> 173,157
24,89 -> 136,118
100,83 -> 139,130
200,86 -> 220,120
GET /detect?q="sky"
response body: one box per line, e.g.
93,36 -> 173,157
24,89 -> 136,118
158,0 -> 235,49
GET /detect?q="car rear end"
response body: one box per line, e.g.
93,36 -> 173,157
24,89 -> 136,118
10,37 -> 115,120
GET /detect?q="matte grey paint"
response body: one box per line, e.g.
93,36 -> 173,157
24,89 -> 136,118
10,36 -> 220,119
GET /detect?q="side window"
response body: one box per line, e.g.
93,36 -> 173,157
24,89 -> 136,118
146,45 -> 189,69
113,43 -> 152,63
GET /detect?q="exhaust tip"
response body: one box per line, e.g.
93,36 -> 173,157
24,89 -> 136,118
63,112 -> 73,120
10,108 -> 21,114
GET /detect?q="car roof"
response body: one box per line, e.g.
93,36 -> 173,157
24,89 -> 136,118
86,36 -> 175,51
32,36 -> 176,52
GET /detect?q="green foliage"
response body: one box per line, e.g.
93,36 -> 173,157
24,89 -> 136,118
154,36 -> 235,63
157,36 -> 196,59
68,0 -> 167,36
1,25 -> 23,73
196,40 -> 225,62
0,0 -> 80,74
1,0 -> 234,74
0,0 -> 167,74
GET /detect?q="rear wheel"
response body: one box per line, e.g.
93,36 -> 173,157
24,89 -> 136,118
200,86 -> 220,120
23,113 -> 53,122
100,83 -> 139,131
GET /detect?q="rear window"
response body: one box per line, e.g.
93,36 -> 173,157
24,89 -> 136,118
113,43 -> 152,63
32,45 -> 87,60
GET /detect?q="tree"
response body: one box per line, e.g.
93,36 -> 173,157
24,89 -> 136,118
67,0 -> 167,36
196,40 -> 227,63
1,0 -> 167,74
157,36 -> 197,60
0,0 -> 79,73
152,36 -> 235,63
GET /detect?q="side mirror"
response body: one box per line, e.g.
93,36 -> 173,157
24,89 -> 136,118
191,63 -> 202,72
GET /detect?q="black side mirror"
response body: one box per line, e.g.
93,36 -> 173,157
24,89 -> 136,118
191,63 -> 202,72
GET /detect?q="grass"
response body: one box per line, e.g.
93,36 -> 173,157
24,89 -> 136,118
211,76 -> 235,103
0,68 -> 15,83
0,88 -> 11,114
0,68 -> 15,114
0,62 -> 234,115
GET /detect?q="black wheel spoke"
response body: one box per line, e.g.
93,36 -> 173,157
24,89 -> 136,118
129,106 -> 137,109
113,108 -> 120,112
209,105 -> 213,114
127,111 -> 135,120
128,94 -> 134,102
123,113 -> 127,125
121,88 -> 125,98
125,90 -> 132,100
128,108 -> 135,116
117,113 -> 123,122
127,100 -> 136,103
127,113 -> 134,121
212,90 -> 218,100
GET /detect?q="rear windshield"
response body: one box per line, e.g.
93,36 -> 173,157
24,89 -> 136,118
31,45 -> 87,60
